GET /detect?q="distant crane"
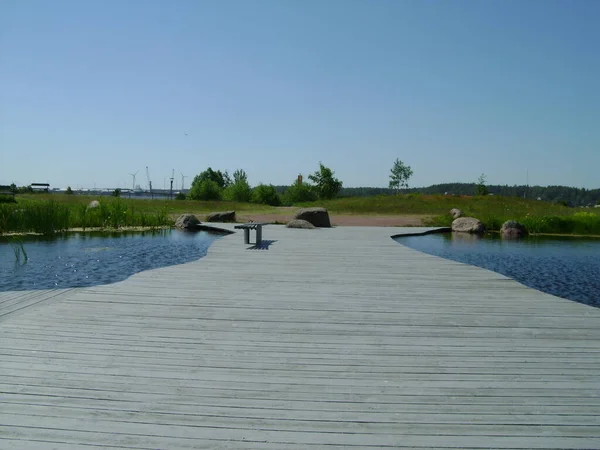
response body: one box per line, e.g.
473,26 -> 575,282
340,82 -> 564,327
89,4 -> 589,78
128,170 -> 138,198
180,173 -> 187,192
169,169 -> 175,199
146,166 -> 153,199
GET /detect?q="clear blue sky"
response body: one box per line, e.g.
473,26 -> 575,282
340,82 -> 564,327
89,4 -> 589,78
1,0 -> 598,190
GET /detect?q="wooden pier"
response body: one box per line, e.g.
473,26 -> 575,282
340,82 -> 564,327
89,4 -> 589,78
1,225 -> 599,449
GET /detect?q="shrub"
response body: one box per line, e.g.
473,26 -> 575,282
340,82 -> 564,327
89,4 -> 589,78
252,184 -> 281,206
223,180 -> 252,202
188,179 -> 222,201
282,181 -> 317,205
175,192 -> 186,200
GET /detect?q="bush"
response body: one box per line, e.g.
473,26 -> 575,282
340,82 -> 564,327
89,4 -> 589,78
223,180 -> 252,202
188,179 -> 222,201
282,182 -> 317,205
252,184 -> 281,206
0,195 -> 16,203
65,186 -> 73,195
175,192 -> 186,200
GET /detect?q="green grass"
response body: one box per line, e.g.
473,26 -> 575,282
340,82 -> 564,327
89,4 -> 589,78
4,193 -> 600,236
0,197 -> 171,234
17,194 -> 281,217
298,193 -> 574,216
298,194 -> 600,235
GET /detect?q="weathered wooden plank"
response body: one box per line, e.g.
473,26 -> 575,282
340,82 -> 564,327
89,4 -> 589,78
1,224 -> 599,448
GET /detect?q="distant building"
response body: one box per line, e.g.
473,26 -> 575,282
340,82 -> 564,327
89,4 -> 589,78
31,183 -> 50,192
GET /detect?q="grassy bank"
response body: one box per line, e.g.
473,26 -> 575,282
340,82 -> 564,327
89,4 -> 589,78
298,194 -> 600,235
4,193 -> 600,236
0,198 -> 171,234
16,194 -> 280,218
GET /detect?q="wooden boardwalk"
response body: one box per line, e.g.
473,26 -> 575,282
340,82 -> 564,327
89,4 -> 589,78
1,225 -> 599,449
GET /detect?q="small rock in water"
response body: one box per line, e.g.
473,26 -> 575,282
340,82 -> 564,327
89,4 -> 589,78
175,214 -> 201,230
451,217 -> 485,234
501,220 -> 528,239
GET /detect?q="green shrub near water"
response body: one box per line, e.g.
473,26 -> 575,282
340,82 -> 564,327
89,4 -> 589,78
426,211 -> 600,235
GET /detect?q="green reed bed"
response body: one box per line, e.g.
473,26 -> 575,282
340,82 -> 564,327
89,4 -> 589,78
0,199 -> 171,234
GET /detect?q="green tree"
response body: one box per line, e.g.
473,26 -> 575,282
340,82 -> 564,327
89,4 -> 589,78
389,159 -> 413,193
191,167 -> 228,190
112,188 -> 121,197
252,184 -> 281,206
282,178 -> 317,205
223,169 -> 252,202
232,169 -> 248,184
189,179 -> 222,200
475,174 -> 489,196
9,183 -> 17,195
308,162 -> 342,200
65,186 -> 73,195
222,170 -> 232,187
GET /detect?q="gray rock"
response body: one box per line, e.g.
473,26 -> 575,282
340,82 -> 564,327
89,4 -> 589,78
175,214 -> 201,230
206,210 -> 236,223
501,220 -> 527,239
293,207 -> 331,228
286,219 -> 316,229
451,217 -> 485,234
450,208 -> 463,219
87,200 -> 100,209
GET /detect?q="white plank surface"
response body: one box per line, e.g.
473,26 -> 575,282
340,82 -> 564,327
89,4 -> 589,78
1,224 -> 599,449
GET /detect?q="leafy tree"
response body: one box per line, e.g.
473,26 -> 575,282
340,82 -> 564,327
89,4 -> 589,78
65,186 -> 73,195
282,178 -> 317,205
9,183 -> 17,195
475,174 -> 489,196
189,179 -> 222,200
112,188 -> 121,197
389,159 -> 413,193
222,170 -> 232,188
223,169 -> 252,202
232,169 -> 248,184
191,167 -> 228,190
252,184 -> 281,206
308,162 -> 342,200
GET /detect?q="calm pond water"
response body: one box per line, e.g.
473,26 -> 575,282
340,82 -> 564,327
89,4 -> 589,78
1,229 -> 218,291
395,233 -> 600,308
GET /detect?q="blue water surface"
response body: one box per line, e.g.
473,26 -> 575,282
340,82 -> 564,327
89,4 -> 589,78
395,233 -> 600,308
1,229 -> 218,291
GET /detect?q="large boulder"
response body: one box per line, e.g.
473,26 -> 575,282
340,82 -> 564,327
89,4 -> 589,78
286,219 -> 316,229
452,217 -> 485,234
87,200 -> 100,209
293,207 -> 331,228
501,220 -> 528,239
206,210 -> 236,223
450,208 -> 463,219
175,214 -> 201,230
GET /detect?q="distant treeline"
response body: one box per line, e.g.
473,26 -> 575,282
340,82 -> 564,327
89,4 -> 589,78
273,184 -> 600,206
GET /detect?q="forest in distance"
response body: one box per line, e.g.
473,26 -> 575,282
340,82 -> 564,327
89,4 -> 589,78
282,183 -> 600,207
